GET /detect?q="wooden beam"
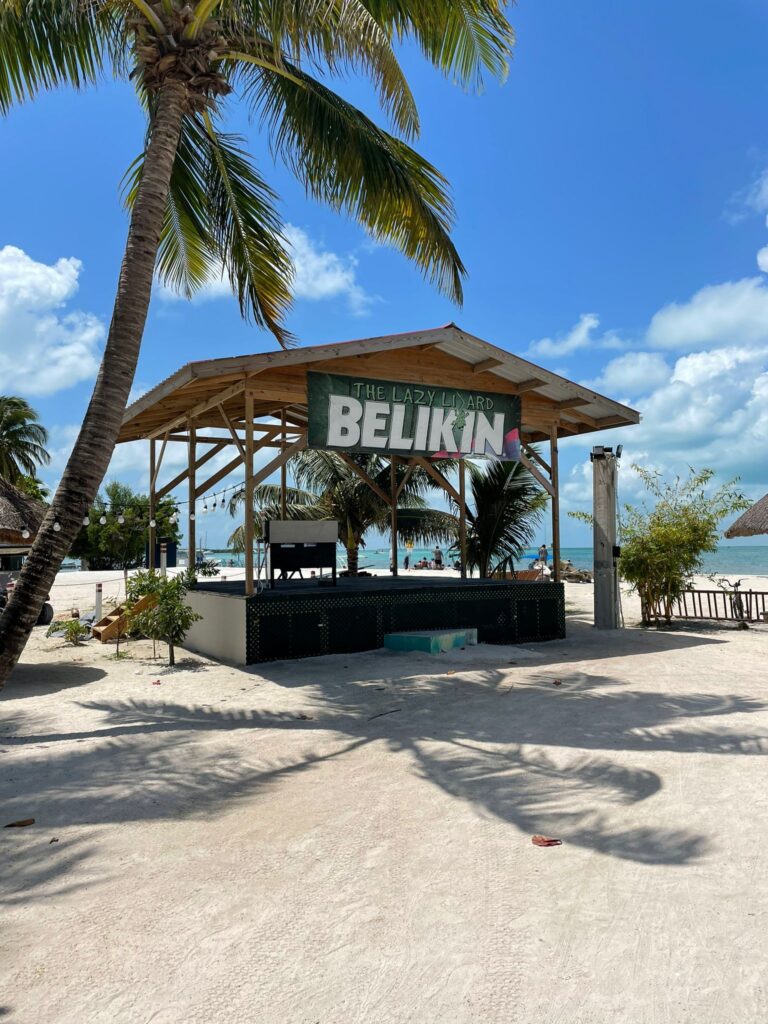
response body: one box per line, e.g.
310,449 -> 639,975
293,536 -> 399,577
245,393 -> 254,596
218,403 -> 246,462
514,378 -> 546,394
251,437 -> 306,490
280,410 -> 287,519
553,397 -> 594,410
187,423 -> 196,569
472,357 -> 504,374
459,458 -> 467,580
395,461 -> 416,499
337,453 -> 391,506
148,379 -> 247,439
148,440 -> 156,566
157,441 -> 228,500
550,425 -> 561,583
410,457 -> 461,504
151,432 -> 169,490
196,454 -> 243,498
390,459 -> 398,576
520,442 -> 551,476
519,452 -> 555,497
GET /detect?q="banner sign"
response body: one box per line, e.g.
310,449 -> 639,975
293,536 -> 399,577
307,372 -> 521,460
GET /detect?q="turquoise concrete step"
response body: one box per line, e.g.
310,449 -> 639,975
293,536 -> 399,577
383,628 -> 478,654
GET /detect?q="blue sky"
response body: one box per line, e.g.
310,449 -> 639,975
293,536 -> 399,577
2,0 -> 768,548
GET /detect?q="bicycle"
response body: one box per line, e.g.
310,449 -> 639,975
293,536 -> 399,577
717,577 -> 748,626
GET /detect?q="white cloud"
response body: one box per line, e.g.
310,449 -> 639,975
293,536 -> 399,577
725,168 -> 768,223
583,351 -> 671,396
155,224 -> 374,315
284,224 -> 373,314
528,313 -> 624,359
647,276 -> 768,351
757,246 -> 768,274
0,245 -> 103,395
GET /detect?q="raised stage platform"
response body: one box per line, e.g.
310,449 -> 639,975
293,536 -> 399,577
183,576 -> 566,665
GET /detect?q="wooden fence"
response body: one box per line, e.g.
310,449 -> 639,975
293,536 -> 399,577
674,589 -> 768,624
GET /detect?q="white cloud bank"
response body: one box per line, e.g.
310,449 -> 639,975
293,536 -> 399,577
0,245 -> 103,395
528,313 -> 624,358
156,224 -> 374,315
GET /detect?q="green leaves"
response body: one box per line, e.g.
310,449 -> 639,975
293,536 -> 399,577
0,0 -> 109,113
124,113 -> 295,346
0,396 -> 50,483
248,60 -> 466,302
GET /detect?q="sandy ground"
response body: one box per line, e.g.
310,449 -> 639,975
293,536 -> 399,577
2,572 -> 768,1023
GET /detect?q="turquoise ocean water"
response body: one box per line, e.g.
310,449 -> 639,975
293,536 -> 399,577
206,545 -> 768,579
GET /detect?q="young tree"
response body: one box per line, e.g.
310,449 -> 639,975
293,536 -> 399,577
0,0 -> 514,685
617,467 -> 750,625
447,458 -> 547,577
130,573 -> 200,666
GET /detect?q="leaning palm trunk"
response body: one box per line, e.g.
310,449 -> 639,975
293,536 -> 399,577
345,544 -> 359,577
0,82 -> 187,687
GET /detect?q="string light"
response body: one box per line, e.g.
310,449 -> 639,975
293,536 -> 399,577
117,514 -> 125,525
53,522 -> 61,532
82,516 -> 90,526
149,518 -> 156,528
21,529 -> 30,540
99,515 -> 107,525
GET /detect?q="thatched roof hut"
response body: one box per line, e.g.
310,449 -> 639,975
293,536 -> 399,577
0,477 -> 46,546
724,493 -> 768,539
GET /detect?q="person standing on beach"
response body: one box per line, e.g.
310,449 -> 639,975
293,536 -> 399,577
538,543 -> 548,565
404,554 -> 410,571
433,546 -> 443,568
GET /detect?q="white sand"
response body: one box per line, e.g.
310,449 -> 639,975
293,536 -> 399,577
2,571 -> 768,1022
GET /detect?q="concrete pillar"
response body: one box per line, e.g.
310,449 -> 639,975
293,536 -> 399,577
593,449 -> 619,629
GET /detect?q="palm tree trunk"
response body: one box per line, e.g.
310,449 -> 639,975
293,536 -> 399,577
0,81 -> 187,688
346,544 -> 359,576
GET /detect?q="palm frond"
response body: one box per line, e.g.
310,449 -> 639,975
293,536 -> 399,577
0,0 -> 120,113
364,0 -> 514,92
245,60 -> 465,302
227,0 -> 420,138
124,113 -> 295,346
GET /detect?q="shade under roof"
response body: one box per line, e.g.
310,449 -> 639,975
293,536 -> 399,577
119,322 -> 640,444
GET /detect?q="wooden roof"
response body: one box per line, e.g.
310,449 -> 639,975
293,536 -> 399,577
119,323 -> 640,444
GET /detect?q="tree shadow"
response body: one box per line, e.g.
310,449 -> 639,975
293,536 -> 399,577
4,651 -> 768,893
3,663 -> 107,700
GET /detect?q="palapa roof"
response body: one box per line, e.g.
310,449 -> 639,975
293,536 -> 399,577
724,494 -> 768,538
0,477 -> 45,545
119,322 -> 640,444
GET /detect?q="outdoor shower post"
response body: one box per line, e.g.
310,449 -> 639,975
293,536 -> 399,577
592,446 -> 619,629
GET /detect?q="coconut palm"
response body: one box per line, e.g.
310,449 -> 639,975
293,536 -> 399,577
228,450 -> 456,574
0,397 -> 50,486
447,458 -> 547,578
0,1 -> 514,684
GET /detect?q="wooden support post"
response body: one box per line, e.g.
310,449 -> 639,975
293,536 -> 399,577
280,409 -> 287,519
148,439 -> 156,569
459,458 -> 467,580
550,426 -> 561,583
390,458 -> 398,576
245,392 -> 255,596
187,423 -> 196,570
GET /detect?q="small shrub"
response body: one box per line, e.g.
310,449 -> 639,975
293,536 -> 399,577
130,574 -> 201,666
47,619 -> 90,645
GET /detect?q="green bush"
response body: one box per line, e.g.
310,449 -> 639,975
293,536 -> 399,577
47,619 -> 90,645
130,574 -> 201,666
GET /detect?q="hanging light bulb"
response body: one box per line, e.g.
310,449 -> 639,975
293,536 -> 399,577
202,501 -> 208,514
53,522 -> 61,532
21,528 -> 30,540
99,515 -> 107,525
169,514 -> 177,525
149,518 -> 157,529
117,513 -> 125,525
82,516 -> 90,526
190,512 -> 196,522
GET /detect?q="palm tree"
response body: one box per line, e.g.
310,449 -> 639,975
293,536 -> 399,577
0,1 -> 514,684
228,450 -> 455,574
0,397 -> 50,486
448,459 -> 547,578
